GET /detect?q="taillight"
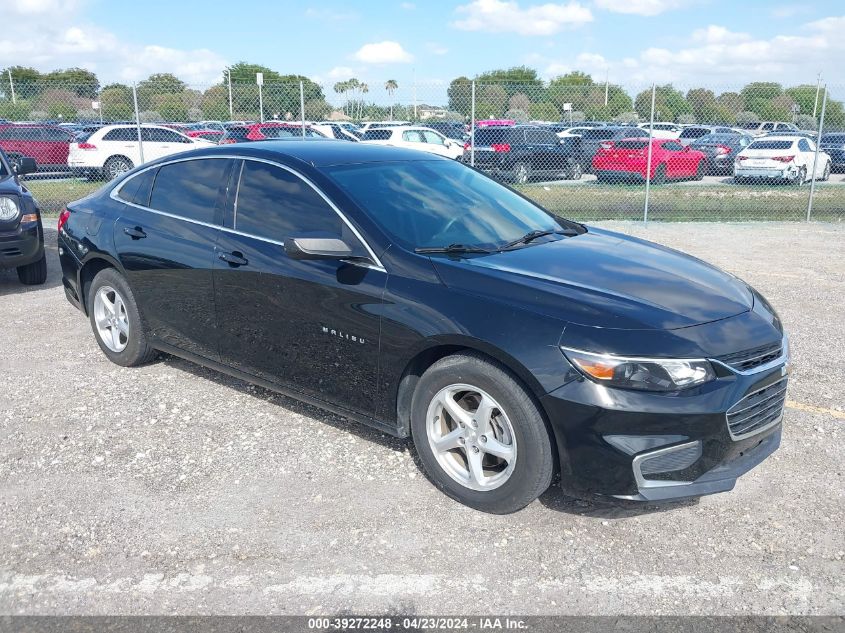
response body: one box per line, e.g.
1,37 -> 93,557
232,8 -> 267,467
57,208 -> 70,232
716,145 -> 731,155
736,155 -> 748,161
77,142 -> 97,150
600,142 -> 614,150
772,155 -> 795,163
492,143 -> 511,153
463,142 -> 471,151
218,138 -> 236,145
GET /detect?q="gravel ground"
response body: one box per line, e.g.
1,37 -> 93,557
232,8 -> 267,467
0,222 -> 843,616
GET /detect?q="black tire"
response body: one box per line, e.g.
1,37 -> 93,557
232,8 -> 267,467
87,268 -> 157,367
822,161 -> 831,182
410,352 -> 555,514
103,156 -> 134,181
650,163 -> 667,185
16,253 -> 47,285
512,162 -> 531,185
694,160 -> 705,181
734,176 -> 745,185
568,162 -> 583,180
790,167 -> 806,186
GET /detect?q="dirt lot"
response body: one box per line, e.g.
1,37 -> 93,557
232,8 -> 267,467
0,222 -> 843,615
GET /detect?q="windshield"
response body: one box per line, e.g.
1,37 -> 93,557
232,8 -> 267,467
694,133 -> 737,144
325,159 -> 563,251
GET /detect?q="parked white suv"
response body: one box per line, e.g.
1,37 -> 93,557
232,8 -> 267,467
740,121 -> 799,137
68,125 -> 213,180
361,126 -> 464,159
734,136 -> 831,184
638,122 -> 683,139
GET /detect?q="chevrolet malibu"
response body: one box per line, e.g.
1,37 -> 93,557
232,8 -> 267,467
58,141 -> 789,514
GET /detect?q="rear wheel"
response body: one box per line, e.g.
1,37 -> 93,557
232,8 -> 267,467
17,253 -> 47,285
821,161 -> 831,181
87,268 -> 157,366
103,156 -> 133,181
790,166 -> 806,186
694,160 -> 705,180
512,162 -> 531,185
410,352 -> 555,514
651,163 -> 667,185
568,162 -> 583,180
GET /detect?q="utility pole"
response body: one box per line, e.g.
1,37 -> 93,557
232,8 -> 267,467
227,69 -> 233,118
256,72 -> 264,123
604,68 -> 609,106
7,69 -> 16,104
413,67 -> 417,121
812,72 -> 822,120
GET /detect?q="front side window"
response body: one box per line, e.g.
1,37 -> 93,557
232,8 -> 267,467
104,128 -> 137,142
422,130 -> 445,145
325,159 -> 563,251
235,161 -> 361,252
362,129 -> 393,141
663,141 -> 685,152
402,131 -> 424,143
149,158 -> 229,224
143,128 -> 191,143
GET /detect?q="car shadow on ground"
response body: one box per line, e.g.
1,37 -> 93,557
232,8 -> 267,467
159,353 -> 410,455
539,479 -> 699,518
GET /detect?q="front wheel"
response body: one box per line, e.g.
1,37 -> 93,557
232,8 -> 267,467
17,253 -> 47,285
650,163 -> 667,185
568,162 -> 583,180
87,268 -> 157,366
821,161 -> 831,181
410,353 -> 555,514
694,160 -> 705,181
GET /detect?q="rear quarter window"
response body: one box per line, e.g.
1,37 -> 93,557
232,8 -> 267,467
148,158 -> 230,224
362,129 -> 393,141
117,168 -> 157,207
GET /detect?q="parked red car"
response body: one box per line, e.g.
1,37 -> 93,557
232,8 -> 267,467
218,122 -> 326,144
184,129 -> 223,143
592,138 -> 706,183
0,124 -> 76,172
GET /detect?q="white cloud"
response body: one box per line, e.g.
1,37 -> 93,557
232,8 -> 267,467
352,41 -> 413,64
426,42 -> 449,55
400,2 -> 416,9
303,7 -> 358,21
0,5 -> 226,85
593,0 -> 689,16
452,0 -> 593,36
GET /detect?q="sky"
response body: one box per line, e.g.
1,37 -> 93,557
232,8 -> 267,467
3,0 -> 844,104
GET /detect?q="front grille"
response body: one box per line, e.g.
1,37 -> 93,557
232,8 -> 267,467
726,377 -> 788,438
716,341 -> 782,372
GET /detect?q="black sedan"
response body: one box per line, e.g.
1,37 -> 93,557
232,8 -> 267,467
820,133 -> 845,172
58,140 -> 788,513
690,133 -> 754,175
0,148 -> 45,284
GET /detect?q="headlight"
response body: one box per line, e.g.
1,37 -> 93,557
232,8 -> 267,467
0,196 -> 20,221
562,347 -> 715,392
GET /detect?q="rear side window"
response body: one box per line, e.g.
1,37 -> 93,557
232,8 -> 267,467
798,139 -> 812,152
663,141 -> 685,151
748,140 -> 793,150
362,129 -> 393,141
526,129 -> 556,144
103,128 -> 137,142
236,161 -> 355,248
226,127 -> 250,139
582,129 -> 614,141
149,158 -> 229,224
117,168 -> 157,206
143,128 -> 191,143
259,126 -> 298,139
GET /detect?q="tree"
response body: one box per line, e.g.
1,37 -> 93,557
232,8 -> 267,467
137,73 -> 187,111
529,101 -> 559,120
504,108 -> 528,123
385,79 -> 398,120
735,111 -> 760,125
99,84 -> 134,121
43,68 -> 99,98
477,84 -> 507,118
548,72 -> 594,115
476,66 -> 543,98
687,88 -> 734,123
717,91 -> 745,115
740,82 -> 783,118
201,85 -> 230,120
785,85 -> 821,119
154,93 -> 188,122
634,85 -> 691,122
0,66 -> 43,99
794,114 -> 817,131
508,93 -> 531,113
447,76 -> 472,117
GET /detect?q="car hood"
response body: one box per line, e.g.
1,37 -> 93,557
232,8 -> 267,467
431,227 -> 753,331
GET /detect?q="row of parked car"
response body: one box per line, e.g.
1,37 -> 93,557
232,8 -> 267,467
0,117 -> 843,185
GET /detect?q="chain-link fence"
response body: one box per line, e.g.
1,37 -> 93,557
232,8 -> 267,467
1,79 -> 843,221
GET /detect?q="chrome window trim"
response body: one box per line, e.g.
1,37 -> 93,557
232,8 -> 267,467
109,154 -> 386,272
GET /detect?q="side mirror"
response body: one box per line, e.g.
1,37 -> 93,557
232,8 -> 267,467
14,157 -> 37,175
285,235 -> 353,260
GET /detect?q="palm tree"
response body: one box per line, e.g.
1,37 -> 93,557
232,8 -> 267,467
346,78 -> 360,119
359,83 -> 369,120
385,79 -> 398,120
333,81 -> 348,116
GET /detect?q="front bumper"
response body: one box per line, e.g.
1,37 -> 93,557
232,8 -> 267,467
0,218 -> 43,269
542,350 -> 788,502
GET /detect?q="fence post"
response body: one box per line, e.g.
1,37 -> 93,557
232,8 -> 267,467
7,69 -> 15,104
470,81 -> 476,167
807,85 -> 828,222
132,83 -> 144,165
643,83 -> 656,226
227,69 -> 233,118
300,81 -> 306,137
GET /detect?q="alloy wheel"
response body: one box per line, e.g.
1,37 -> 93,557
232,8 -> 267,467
93,285 -> 130,352
426,384 -> 517,491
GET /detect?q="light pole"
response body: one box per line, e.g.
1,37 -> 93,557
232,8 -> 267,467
227,69 -> 233,118
256,72 -> 264,123
7,69 -> 16,104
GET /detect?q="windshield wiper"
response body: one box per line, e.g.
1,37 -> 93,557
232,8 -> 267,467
499,228 -> 577,251
414,243 -> 494,254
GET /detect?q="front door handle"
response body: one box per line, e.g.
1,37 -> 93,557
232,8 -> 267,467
123,226 -> 146,239
218,251 -> 248,267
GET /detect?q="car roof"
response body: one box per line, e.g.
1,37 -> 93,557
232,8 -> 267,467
750,136 -> 797,142
179,139 -> 449,166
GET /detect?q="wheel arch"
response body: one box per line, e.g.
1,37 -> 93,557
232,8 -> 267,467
77,254 -> 123,315
393,335 -> 551,438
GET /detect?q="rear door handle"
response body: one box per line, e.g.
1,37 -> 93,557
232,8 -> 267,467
123,226 -> 146,239
218,251 -> 248,267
